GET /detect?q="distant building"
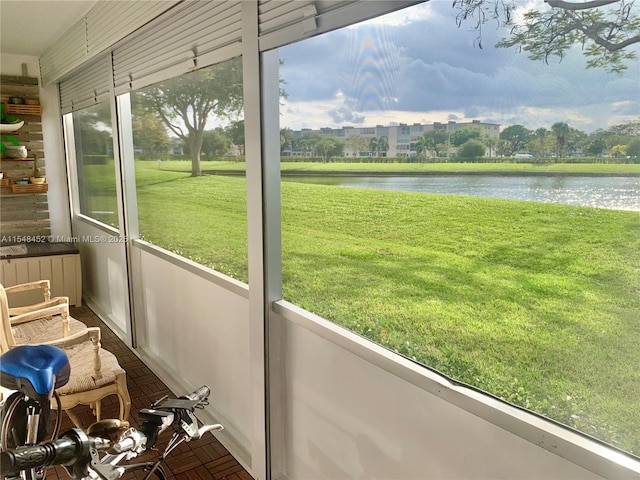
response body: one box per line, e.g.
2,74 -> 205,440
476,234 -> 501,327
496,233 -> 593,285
285,120 -> 501,157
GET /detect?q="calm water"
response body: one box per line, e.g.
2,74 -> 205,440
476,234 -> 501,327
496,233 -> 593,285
284,175 -> 640,212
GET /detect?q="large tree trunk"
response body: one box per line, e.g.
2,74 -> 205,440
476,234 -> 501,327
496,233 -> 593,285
189,132 -> 204,176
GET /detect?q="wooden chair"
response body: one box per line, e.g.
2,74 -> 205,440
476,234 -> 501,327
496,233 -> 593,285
3,280 -> 86,340
0,284 -> 131,427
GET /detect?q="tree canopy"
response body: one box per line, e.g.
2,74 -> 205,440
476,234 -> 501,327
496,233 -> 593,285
136,57 -> 243,176
453,0 -> 639,73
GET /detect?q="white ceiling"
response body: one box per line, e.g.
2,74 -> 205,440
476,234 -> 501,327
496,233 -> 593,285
0,0 -> 98,57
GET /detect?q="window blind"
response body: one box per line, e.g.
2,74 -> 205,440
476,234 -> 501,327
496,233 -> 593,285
59,54 -> 112,114
40,1 -> 178,86
257,0 -> 423,51
112,0 -> 242,95
40,22 -> 87,87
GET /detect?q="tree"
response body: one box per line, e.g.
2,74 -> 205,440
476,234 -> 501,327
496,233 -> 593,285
377,135 -> 390,157
280,127 -> 293,154
137,57 -> 243,176
626,137 -> 640,157
457,139 -> 487,159
73,103 -> 113,156
534,127 -> 549,156
226,120 -> 245,157
201,129 -> 231,157
415,134 -> 433,158
369,137 -> 379,157
345,135 -> 370,156
451,128 -> 483,147
610,144 -> 627,157
131,105 -> 172,156
453,0 -> 640,73
420,130 -> 450,157
500,124 -> 532,153
551,121 -> 571,157
586,137 -> 607,156
495,138 -> 512,157
299,132 -> 322,156
315,138 -> 344,162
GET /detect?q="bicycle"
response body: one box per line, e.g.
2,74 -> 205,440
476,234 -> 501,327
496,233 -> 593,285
0,345 -> 223,480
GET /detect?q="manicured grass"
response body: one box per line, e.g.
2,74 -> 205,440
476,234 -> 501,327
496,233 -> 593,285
153,159 -> 640,175
133,162 -> 639,456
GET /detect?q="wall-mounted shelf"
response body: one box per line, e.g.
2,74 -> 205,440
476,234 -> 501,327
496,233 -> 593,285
10,183 -> 48,194
5,104 -> 42,116
0,75 -> 49,242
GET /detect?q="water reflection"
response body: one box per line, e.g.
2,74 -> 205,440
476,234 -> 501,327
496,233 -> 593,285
284,175 -> 640,211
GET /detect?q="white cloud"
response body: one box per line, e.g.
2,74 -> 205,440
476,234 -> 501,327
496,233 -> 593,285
278,1 -> 639,133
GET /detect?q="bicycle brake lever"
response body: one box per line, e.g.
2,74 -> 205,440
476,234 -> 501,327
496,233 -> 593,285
197,424 -> 224,437
150,395 -> 169,408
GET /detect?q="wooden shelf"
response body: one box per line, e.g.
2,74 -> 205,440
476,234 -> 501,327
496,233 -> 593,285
6,104 -> 42,116
0,76 -> 50,239
10,183 -> 48,194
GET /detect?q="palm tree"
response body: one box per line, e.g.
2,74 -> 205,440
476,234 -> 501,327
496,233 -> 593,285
534,127 -> 548,156
415,134 -> 433,158
377,135 -> 389,157
369,137 -> 378,157
551,122 -> 570,159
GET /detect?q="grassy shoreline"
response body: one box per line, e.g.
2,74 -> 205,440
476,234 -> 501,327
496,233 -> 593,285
152,159 -> 640,176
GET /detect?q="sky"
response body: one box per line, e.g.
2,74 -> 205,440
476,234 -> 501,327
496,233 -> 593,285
278,0 -> 639,134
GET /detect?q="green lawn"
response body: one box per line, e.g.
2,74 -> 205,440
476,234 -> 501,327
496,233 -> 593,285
134,161 -> 639,456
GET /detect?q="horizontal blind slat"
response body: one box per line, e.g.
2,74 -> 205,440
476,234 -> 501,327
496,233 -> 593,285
112,0 -> 241,94
59,55 -> 111,114
40,0 -> 178,85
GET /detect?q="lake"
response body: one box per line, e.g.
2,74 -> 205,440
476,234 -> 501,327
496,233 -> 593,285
283,175 -> 640,212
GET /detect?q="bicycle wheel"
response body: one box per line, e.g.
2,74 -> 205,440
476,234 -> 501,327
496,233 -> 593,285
1,392 -> 57,450
118,463 -> 167,480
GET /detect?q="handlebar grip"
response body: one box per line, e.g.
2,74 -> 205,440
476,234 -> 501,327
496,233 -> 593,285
0,429 -> 88,477
183,385 -> 210,403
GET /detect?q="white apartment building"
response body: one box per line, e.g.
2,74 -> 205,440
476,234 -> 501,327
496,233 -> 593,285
286,119 -> 501,157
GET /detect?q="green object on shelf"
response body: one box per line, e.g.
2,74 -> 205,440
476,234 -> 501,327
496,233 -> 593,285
0,104 -> 21,124
0,134 -> 21,154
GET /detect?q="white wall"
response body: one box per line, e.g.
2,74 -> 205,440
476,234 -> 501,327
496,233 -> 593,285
281,318 -> 606,480
76,219 -> 129,337
0,53 -> 38,77
40,82 -> 71,239
130,246 -> 253,467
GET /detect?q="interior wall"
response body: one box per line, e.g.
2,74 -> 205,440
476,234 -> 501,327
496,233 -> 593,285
76,219 -> 129,337
0,53 -> 38,77
131,246 -> 253,465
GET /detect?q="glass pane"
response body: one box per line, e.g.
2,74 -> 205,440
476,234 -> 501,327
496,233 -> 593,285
279,3 -> 640,457
129,57 -> 247,282
72,102 -> 118,227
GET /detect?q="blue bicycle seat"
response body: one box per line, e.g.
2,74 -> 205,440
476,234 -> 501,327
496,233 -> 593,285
0,345 -> 70,398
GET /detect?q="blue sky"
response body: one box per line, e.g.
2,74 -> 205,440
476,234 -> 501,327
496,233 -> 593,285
278,1 -> 639,133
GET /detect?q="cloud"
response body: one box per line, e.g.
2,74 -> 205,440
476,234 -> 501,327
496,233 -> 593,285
278,1 -> 639,133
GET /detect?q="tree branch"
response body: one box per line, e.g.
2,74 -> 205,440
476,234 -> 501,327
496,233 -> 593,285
545,0 -> 620,10
566,10 -> 640,50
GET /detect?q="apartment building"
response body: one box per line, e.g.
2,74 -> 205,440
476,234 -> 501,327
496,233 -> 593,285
286,119 -> 501,157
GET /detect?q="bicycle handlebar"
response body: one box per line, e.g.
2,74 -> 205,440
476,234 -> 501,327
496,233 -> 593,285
0,385 -> 218,479
183,385 -> 210,402
1,429 -> 90,476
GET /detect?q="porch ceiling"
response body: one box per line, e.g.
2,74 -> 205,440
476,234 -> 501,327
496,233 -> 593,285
0,0 -> 97,56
